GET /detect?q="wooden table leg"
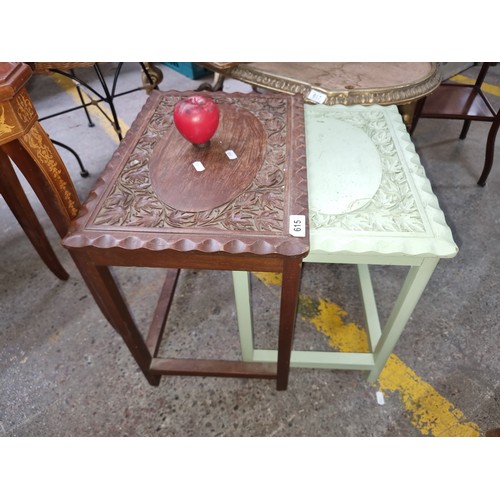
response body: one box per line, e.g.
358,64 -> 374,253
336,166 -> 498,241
233,263 -> 303,390
0,149 -> 68,280
69,251 -> 161,386
2,122 -> 81,238
276,258 -> 303,390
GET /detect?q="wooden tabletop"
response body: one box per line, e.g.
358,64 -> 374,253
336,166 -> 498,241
63,90 -> 309,258
0,62 -> 32,101
304,103 -> 458,259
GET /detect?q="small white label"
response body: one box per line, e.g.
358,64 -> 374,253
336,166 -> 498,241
192,161 -> 205,172
225,149 -> 237,160
376,391 -> 385,406
307,89 -> 327,104
289,215 -> 306,237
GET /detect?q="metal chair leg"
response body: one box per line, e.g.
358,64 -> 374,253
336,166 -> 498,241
52,140 -> 89,178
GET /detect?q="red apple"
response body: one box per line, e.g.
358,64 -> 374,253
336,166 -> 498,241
173,95 -> 220,147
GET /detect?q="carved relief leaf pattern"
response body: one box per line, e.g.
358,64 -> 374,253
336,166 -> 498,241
311,109 -> 425,233
94,95 -> 288,233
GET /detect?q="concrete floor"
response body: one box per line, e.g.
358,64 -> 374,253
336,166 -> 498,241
1,62 -> 499,439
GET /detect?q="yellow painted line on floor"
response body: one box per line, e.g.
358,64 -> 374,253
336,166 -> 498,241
255,272 -> 481,437
301,295 -> 370,353
450,74 -> 500,97
253,272 -> 282,286
378,355 -> 480,437
49,72 -> 129,142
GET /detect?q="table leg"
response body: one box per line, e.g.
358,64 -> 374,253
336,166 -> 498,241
233,263 -> 303,390
398,101 -> 418,131
2,122 -> 81,238
69,251 -> 161,386
197,71 -> 225,92
232,270 -> 254,362
0,149 -> 69,280
276,258 -> 303,390
367,258 -> 439,383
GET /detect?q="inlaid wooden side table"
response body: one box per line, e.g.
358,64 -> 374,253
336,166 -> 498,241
0,62 -> 81,280
234,104 -> 458,383
62,90 -> 309,390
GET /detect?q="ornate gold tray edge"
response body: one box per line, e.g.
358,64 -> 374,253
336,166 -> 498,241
217,63 -> 442,106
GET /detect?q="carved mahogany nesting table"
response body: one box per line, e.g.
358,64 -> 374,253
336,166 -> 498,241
62,90 -> 309,390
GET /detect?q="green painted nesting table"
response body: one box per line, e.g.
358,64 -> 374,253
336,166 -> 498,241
233,104 -> 458,383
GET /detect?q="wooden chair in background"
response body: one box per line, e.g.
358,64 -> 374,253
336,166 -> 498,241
410,62 -> 500,186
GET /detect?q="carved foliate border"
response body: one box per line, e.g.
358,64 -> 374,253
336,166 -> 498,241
308,107 -> 427,234
93,94 -> 288,233
307,104 -> 458,258
64,91 -> 309,257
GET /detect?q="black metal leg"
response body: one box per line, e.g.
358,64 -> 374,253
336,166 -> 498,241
38,63 -> 162,168
52,140 -> 90,178
71,69 -> 95,128
93,63 -> 123,140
